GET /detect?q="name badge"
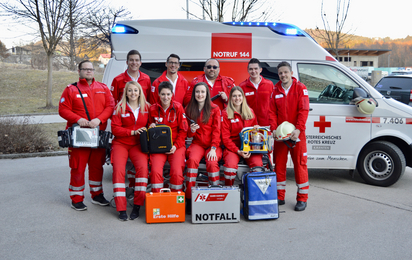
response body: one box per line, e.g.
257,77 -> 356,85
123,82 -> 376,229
76,94 -> 88,98
275,94 -> 283,99
245,92 -> 254,96
121,113 -> 130,117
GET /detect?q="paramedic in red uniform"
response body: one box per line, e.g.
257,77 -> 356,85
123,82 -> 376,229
221,86 -> 263,186
149,53 -> 189,105
111,49 -> 151,190
185,82 -> 222,213
183,58 -> 235,110
148,81 -> 188,193
111,49 -> 151,104
239,58 -> 275,127
269,61 -> 309,211
111,81 -> 150,221
59,60 -> 114,211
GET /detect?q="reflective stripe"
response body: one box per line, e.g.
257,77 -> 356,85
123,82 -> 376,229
223,167 -> 237,173
70,191 -> 83,196
248,213 -> 278,220
277,181 -> 286,185
90,187 -> 102,192
297,182 -> 309,188
135,186 -> 147,191
135,178 -> 148,183
69,185 -> 85,191
249,200 -> 277,205
170,184 -> 183,190
188,177 -> 197,182
113,183 -> 125,189
114,191 -> 126,197
187,168 -> 198,173
224,175 -> 236,180
211,180 -> 220,185
208,172 -> 219,178
152,183 -> 163,188
298,189 -> 309,194
89,181 -> 102,186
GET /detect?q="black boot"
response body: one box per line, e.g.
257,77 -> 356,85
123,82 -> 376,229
118,211 -> 128,221
130,205 -> 140,220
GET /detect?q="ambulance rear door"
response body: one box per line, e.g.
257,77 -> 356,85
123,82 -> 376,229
294,62 -> 371,170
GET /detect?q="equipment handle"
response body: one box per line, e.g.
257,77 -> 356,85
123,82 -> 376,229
208,185 -> 223,188
160,188 -> 171,193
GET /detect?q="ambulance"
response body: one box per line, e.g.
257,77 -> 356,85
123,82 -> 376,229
103,19 -> 412,187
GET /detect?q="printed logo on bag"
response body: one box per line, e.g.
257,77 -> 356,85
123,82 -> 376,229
177,196 -> 184,203
253,178 -> 272,194
194,193 -> 228,202
153,208 -> 160,216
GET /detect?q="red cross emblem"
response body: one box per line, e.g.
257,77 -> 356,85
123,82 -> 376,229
314,116 -> 331,133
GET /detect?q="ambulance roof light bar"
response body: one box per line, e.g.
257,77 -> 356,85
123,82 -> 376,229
224,21 -> 307,37
111,24 -> 139,34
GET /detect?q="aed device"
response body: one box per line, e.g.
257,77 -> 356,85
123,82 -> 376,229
240,127 -> 273,153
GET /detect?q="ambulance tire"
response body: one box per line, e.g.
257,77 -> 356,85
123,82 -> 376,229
357,141 -> 405,187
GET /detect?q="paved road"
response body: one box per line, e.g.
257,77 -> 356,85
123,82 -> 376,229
1,155 -> 412,259
0,114 -> 65,124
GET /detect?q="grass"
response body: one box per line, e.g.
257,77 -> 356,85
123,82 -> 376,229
0,62 -> 103,153
0,62 -> 103,115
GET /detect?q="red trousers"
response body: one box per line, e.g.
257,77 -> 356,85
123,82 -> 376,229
150,146 -> 185,192
273,136 -> 309,202
111,142 -> 149,211
68,147 -> 106,204
185,144 -> 222,198
223,150 -> 263,186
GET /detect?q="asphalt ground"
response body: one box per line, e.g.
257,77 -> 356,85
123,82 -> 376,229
1,155 -> 412,259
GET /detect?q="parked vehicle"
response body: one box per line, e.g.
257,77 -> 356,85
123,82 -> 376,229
103,19 -> 412,187
375,75 -> 412,106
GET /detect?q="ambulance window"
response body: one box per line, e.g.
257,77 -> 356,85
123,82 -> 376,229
261,62 -> 280,85
297,63 -> 359,104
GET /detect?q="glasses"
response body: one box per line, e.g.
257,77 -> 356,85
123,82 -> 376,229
80,68 -> 95,72
206,65 -> 219,70
168,62 -> 179,66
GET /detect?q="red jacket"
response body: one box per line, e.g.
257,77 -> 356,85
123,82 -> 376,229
110,70 -> 151,104
269,77 -> 309,134
59,78 -> 114,130
111,104 -> 150,146
221,108 -> 257,154
239,76 -> 274,127
183,74 -> 235,110
149,71 -> 189,105
186,104 -> 221,149
148,101 -> 188,149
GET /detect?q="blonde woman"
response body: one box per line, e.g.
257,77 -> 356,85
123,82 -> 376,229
221,86 -> 263,186
111,81 -> 150,221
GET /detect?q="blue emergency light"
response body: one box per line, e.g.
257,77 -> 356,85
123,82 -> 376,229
111,24 -> 139,34
224,21 -> 306,37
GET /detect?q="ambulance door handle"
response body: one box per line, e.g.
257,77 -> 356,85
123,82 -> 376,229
309,108 -> 313,111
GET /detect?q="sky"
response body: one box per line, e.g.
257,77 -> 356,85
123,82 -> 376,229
1,0 -> 411,48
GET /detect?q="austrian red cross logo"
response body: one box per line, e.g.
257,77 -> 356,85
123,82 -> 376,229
314,115 -> 331,133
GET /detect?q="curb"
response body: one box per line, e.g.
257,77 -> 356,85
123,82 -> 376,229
0,151 -> 67,159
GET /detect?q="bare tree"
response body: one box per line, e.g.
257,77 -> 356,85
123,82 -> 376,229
0,0 -> 70,108
0,40 -> 10,60
186,0 -> 275,22
314,0 -> 352,59
83,6 -> 131,56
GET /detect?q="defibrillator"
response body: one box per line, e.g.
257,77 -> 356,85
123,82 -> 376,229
239,127 -> 273,153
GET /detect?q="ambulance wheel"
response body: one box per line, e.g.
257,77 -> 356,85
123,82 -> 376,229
357,141 -> 405,187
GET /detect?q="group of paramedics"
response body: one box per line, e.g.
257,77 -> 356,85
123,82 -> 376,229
58,49 -> 310,221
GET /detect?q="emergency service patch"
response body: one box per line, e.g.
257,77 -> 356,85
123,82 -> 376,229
245,92 -> 254,96
303,89 -> 308,96
253,178 -> 272,194
110,86 -> 114,91
231,119 -> 240,123
60,97 -> 65,103
151,86 -> 155,92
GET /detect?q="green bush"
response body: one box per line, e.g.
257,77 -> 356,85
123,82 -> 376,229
0,117 -> 53,154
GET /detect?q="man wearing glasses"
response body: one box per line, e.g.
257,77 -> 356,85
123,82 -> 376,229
149,53 -> 189,105
111,49 -> 151,104
59,60 -> 115,211
183,58 -> 235,110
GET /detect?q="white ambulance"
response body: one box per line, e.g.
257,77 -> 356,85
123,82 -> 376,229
103,19 -> 412,187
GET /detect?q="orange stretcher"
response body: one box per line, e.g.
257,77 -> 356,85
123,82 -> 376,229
145,189 -> 185,223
